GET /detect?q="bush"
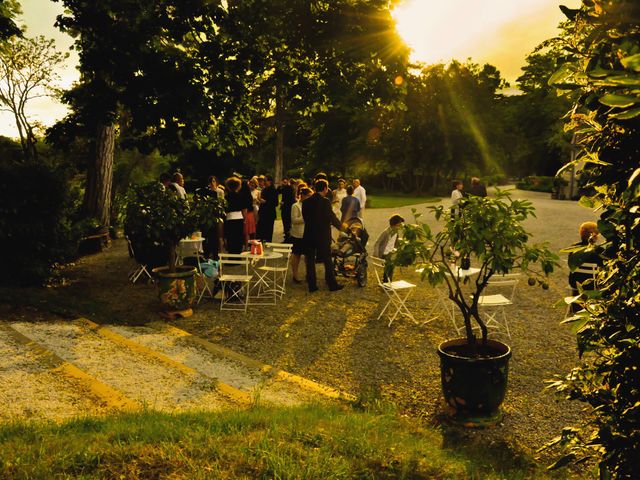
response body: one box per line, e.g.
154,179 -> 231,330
515,176 -> 555,192
484,173 -> 508,186
0,163 -> 78,286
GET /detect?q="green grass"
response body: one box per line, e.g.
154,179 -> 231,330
368,195 -> 440,209
0,404 -> 587,479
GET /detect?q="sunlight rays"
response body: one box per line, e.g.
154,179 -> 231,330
392,0 -> 544,65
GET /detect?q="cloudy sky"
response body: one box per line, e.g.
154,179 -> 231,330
0,0 -> 576,139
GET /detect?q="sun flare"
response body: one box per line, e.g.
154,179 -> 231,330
392,0 -> 544,65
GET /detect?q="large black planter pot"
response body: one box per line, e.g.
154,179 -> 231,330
438,338 -> 512,426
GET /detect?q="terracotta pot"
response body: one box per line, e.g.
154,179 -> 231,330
152,265 -> 197,311
438,338 -> 511,424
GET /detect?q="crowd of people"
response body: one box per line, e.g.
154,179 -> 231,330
160,171 -> 369,292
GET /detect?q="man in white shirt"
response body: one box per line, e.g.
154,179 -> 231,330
450,180 -> 464,216
352,179 -> 366,218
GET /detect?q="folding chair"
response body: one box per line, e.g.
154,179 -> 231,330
564,262 -> 598,319
126,236 -> 153,284
256,242 -> 293,298
179,238 -> 213,304
470,273 -> 521,339
218,254 -> 253,312
370,256 -> 418,326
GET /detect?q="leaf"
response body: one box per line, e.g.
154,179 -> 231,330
599,94 -> 639,108
620,53 -> 640,72
629,168 -> 640,188
559,5 -> 580,20
549,64 -> 577,87
610,107 -> 640,120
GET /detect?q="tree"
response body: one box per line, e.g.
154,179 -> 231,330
544,2 -> 640,478
50,0 -> 251,226
220,0 -> 408,182
498,44 -> 572,177
0,0 -> 21,40
0,35 -> 67,161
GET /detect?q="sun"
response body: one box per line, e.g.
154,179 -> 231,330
391,0 -> 543,65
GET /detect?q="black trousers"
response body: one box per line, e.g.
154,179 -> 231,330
224,219 -> 244,254
281,206 -> 292,242
257,215 -> 275,243
305,244 -> 338,291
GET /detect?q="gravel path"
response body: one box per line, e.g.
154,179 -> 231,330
0,333 -> 104,420
1,187 -> 599,458
10,321 -> 234,412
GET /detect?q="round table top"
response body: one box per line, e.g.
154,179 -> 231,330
240,250 -> 283,259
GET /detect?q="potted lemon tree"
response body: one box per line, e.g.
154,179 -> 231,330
124,182 -> 225,316
391,190 -> 558,424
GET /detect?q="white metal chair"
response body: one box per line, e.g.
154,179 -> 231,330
126,236 -> 153,284
257,242 -> 293,298
371,256 -> 418,326
179,237 -> 213,304
218,254 -> 253,312
468,273 -> 521,339
564,262 -> 598,319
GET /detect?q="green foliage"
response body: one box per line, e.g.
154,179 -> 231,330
0,0 -> 21,40
515,176 -> 559,193
391,190 -> 558,345
124,182 -> 225,269
0,162 -> 79,286
544,2 -> 640,478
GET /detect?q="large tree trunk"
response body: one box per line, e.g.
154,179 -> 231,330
83,123 -> 115,227
274,84 -> 285,184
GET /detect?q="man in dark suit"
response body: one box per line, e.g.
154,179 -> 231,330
257,175 -> 277,242
302,179 -> 344,292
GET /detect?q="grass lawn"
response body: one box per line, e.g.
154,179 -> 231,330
368,194 -> 440,209
0,404 -> 587,479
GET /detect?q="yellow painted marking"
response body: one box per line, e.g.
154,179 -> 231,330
75,318 -> 251,406
0,322 -> 138,411
150,321 -> 356,402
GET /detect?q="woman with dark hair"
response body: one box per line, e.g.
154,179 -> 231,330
290,186 -> 313,283
224,177 -> 247,254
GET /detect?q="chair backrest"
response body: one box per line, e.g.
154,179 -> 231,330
264,242 -> 293,253
179,238 -> 204,259
218,253 -> 249,277
487,273 -> 521,301
370,256 -> 386,286
575,262 -> 598,277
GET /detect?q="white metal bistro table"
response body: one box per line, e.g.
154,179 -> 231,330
241,250 -> 283,305
416,266 -> 481,325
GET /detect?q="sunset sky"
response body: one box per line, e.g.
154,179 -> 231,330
0,0 -> 577,139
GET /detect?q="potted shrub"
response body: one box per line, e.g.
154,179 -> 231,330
124,182 -> 225,315
391,190 -> 558,424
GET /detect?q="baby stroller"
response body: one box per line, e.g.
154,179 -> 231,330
332,217 -> 369,287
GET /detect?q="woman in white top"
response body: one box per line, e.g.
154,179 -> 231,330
332,178 -> 347,216
290,186 -> 313,283
450,180 -> 464,216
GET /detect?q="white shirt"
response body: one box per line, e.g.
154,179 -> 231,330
173,183 -> 187,199
353,185 -> 367,212
451,189 -> 463,205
